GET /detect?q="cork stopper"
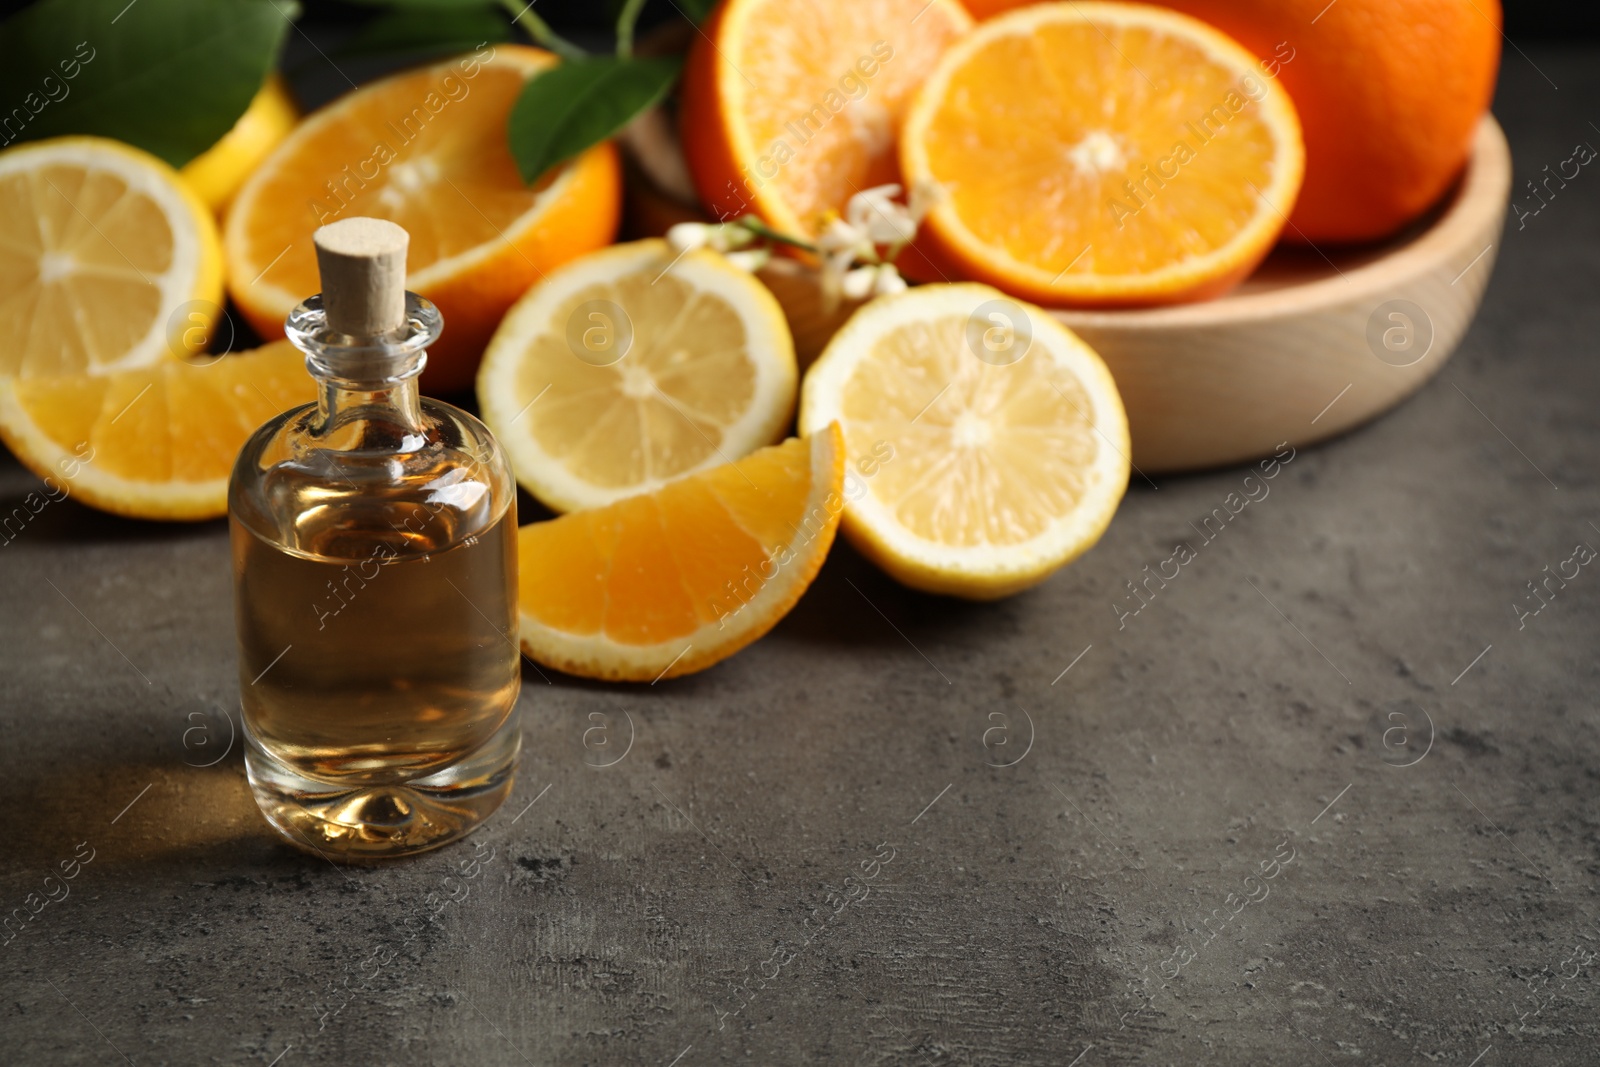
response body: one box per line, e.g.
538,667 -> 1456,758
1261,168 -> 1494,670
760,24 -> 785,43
313,217 -> 409,337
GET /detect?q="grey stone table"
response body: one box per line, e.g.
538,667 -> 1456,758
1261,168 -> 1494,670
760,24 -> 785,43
3,47 -> 1597,1067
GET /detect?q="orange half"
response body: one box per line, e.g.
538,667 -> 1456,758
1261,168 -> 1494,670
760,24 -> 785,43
681,0 -> 971,240
901,1 -> 1304,306
224,46 -> 620,393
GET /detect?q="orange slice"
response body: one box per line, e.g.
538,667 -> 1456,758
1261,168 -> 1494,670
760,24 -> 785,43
224,46 -> 621,394
901,1 -> 1304,306
680,0 -> 971,241
0,341 -> 314,521
517,426 -> 844,681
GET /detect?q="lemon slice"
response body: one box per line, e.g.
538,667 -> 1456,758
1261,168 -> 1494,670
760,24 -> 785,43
0,136 -> 223,379
799,283 -> 1130,598
478,238 -> 797,513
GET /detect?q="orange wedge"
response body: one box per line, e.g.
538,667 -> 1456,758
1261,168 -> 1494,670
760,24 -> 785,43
0,341 -> 314,521
517,426 -> 844,681
680,0 -> 971,241
900,1 -> 1304,306
224,46 -> 621,394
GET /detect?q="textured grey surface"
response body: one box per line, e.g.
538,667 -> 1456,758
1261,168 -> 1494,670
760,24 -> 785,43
2,47 -> 1598,1067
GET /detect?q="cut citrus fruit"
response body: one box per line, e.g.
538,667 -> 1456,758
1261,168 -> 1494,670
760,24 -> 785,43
0,341 -> 314,521
224,46 -> 621,394
900,1 -> 1304,306
180,73 -> 299,217
680,0 -> 971,241
799,283 -> 1129,598
0,136 -> 223,380
477,238 -> 797,513
517,426 -> 845,681
966,0 -> 1502,242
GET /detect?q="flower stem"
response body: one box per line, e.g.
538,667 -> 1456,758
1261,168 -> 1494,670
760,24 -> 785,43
498,0 -> 586,60
615,0 -> 648,57
737,217 -> 816,253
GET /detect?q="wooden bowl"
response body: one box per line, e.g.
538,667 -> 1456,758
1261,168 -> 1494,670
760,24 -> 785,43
1056,115 -> 1511,472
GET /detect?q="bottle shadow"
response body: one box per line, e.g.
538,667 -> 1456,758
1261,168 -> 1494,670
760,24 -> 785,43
771,537 -> 1011,650
0,705 -> 336,886
522,537 -> 1020,696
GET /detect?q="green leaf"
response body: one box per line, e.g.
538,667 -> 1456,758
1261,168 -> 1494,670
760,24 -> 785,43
337,4 -> 511,59
507,54 -> 680,185
0,0 -> 294,167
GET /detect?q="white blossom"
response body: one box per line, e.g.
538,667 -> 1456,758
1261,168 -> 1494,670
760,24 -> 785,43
815,215 -> 871,277
840,265 -> 878,301
907,179 -> 945,222
812,182 -> 942,307
666,221 -> 710,253
845,183 -> 919,246
716,223 -> 757,250
672,187 -> 940,311
723,248 -> 771,273
667,220 -> 758,255
872,263 -> 907,295
839,263 -> 909,301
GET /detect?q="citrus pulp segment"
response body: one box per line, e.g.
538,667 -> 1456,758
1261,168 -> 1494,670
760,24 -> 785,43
680,0 -> 971,241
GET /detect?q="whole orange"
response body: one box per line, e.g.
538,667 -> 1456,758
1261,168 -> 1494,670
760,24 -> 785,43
958,0 -> 1502,244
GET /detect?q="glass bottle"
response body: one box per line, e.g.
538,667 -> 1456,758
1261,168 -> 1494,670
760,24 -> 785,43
229,217 -> 520,860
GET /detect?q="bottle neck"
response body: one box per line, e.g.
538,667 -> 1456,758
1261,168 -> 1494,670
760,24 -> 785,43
313,373 -> 426,438
285,290 -> 441,444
